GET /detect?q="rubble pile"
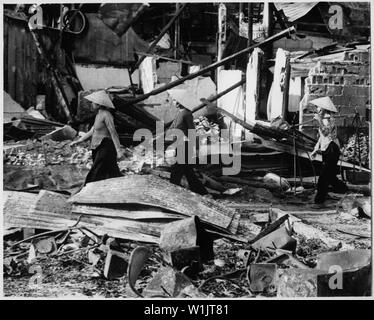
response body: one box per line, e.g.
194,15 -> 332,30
3,177 -> 372,297
118,148 -> 166,174
2,2 -> 372,300
4,140 -> 93,168
341,133 -> 370,167
194,116 -> 221,144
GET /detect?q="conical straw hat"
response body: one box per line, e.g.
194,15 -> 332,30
167,88 -> 194,110
309,96 -> 337,113
84,90 -> 115,109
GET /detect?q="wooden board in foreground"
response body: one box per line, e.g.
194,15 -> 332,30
69,175 -> 237,231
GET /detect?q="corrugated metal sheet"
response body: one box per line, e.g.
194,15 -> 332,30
274,2 -> 319,22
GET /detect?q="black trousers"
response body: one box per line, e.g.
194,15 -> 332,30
170,142 -> 208,195
315,141 -> 347,203
85,138 -> 122,185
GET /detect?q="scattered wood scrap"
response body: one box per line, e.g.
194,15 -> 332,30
69,175 -> 238,232
5,175 -> 262,245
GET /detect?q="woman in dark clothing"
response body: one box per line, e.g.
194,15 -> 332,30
167,88 -> 208,195
70,90 -> 124,184
310,97 -> 347,207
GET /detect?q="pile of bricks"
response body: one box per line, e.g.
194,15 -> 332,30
301,49 -> 371,139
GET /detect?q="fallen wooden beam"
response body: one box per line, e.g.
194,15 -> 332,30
3,191 -> 39,217
69,175 -> 237,231
5,185 -> 260,244
28,26 -> 72,122
4,190 -> 162,243
216,106 -> 370,172
125,27 -> 296,105
72,205 -> 186,221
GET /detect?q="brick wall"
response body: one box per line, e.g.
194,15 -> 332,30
301,49 -> 371,141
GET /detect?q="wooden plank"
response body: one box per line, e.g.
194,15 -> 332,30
4,18 -> 9,93
15,22 -> 24,104
7,22 -> 17,98
245,48 -> 263,123
227,203 -> 271,211
4,190 -> 162,243
72,204 -> 186,221
69,175 -> 236,230
268,49 -> 289,120
4,189 -> 245,243
31,190 -> 72,216
259,137 -> 371,172
5,215 -> 160,244
227,212 -> 241,234
3,191 -> 39,217
217,3 -> 227,77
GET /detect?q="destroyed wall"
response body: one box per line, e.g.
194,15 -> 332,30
301,49 -> 371,141
3,15 -> 49,109
72,13 -> 149,66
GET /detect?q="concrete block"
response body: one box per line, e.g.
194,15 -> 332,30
341,86 -> 358,97
323,75 -> 334,84
312,75 -> 323,84
343,85 -> 370,98
330,95 -> 348,106
356,86 -> 370,97
344,50 -> 370,64
332,76 -> 344,85
344,75 -> 369,86
326,85 -> 343,96
337,96 -> 351,108
345,65 -> 360,75
320,63 -> 349,75
339,106 -> 366,117
358,65 -> 370,76
306,84 -> 326,95
343,75 -> 358,86
347,96 -> 368,107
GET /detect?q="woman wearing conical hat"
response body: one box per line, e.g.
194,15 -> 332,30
309,97 -> 347,207
70,90 -> 123,184
166,88 -> 208,195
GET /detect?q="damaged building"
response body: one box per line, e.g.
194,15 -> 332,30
2,2 -> 372,299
